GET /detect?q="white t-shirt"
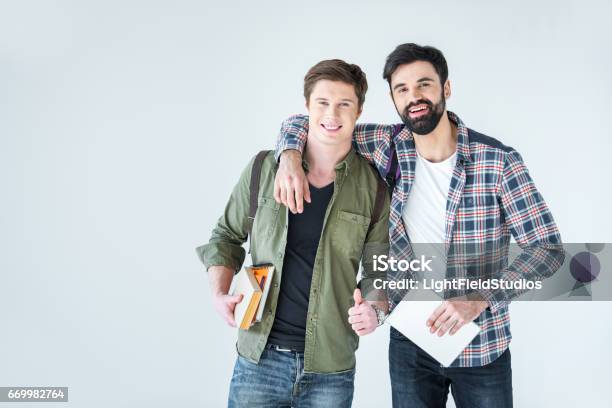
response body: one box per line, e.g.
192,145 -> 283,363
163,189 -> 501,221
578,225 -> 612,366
402,150 -> 457,277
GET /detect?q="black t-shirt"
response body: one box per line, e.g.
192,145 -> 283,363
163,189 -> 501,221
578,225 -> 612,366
267,181 -> 334,351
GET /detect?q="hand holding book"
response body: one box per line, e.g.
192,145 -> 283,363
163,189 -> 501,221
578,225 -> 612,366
230,264 -> 275,330
214,293 -> 244,327
208,265 -> 244,327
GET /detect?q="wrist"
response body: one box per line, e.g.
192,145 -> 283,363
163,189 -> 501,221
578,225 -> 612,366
467,292 -> 489,312
280,149 -> 301,161
371,304 -> 389,326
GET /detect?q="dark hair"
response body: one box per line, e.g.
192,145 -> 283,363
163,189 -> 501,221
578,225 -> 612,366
304,59 -> 368,109
382,43 -> 448,87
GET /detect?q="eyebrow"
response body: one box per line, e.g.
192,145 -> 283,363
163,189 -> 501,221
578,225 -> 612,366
314,97 -> 355,103
392,77 -> 435,91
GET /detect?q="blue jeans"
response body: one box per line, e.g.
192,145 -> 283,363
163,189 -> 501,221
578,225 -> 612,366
228,345 -> 355,407
389,328 -> 513,408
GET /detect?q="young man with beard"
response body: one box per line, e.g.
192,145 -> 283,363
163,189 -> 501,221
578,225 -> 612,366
273,44 -> 564,407
197,59 -> 390,407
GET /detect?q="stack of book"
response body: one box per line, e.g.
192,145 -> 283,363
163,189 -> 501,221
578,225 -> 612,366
232,264 -> 275,330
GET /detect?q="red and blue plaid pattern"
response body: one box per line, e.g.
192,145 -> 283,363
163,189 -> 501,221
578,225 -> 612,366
275,111 -> 563,367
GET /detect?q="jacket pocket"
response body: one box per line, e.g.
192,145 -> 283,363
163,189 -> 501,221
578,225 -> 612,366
253,195 -> 280,240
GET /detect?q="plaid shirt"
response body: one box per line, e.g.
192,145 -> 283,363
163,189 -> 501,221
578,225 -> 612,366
275,111 -> 563,367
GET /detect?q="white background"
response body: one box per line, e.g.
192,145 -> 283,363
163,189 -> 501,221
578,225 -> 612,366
1,1 -> 611,407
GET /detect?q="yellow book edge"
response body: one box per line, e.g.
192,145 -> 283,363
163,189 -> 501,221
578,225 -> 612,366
239,290 -> 262,330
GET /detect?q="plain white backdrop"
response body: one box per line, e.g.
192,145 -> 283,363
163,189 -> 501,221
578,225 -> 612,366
1,1 -> 611,407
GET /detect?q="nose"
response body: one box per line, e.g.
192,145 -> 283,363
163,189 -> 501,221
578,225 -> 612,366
326,104 -> 340,118
408,88 -> 424,104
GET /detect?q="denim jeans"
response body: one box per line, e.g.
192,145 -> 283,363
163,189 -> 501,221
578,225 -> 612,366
228,345 -> 355,407
389,327 -> 513,408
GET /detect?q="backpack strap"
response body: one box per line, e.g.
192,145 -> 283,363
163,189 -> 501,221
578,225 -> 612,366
384,146 -> 400,190
246,150 -> 272,238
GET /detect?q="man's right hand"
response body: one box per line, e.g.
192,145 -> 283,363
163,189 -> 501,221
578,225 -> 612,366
274,150 -> 311,214
208,266 -> 243,327
213,292 -> 243,327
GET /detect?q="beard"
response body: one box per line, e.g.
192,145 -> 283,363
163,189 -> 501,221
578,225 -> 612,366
399,94 -> 446,135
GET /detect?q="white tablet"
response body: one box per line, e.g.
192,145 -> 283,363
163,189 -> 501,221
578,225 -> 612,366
385,300 -> 481,367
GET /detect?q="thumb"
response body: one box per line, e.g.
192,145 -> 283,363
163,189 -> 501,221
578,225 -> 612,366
303,177 -> 311,203
229,294 -> 243,304
353,288 -> 363,306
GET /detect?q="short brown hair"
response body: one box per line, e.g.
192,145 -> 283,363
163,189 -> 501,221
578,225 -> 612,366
303,59 -> 368,109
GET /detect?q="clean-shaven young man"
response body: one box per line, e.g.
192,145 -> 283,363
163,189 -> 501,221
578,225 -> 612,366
274,44 -> 564,407
197,59 -> 390,407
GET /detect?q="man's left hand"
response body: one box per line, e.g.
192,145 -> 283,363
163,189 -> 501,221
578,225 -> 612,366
426,297 -> 489,337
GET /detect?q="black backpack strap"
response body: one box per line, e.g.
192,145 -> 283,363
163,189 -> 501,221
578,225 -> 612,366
385,147 -> 399,190
246,150 -> 271,238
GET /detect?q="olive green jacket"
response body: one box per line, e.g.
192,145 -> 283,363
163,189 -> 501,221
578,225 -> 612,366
196,149 -> 390,373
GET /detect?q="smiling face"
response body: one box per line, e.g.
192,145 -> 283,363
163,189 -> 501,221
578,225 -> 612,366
390,60 -> 451,135
306,79 -> 361,146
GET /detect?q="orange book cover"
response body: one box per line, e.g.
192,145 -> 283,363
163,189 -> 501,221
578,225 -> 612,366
248,264 -> 275,323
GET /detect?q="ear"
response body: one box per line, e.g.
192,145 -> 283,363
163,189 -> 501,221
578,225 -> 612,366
443,79 -> 451,99
356,107 -> 362,121
305,100 -> 310,113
